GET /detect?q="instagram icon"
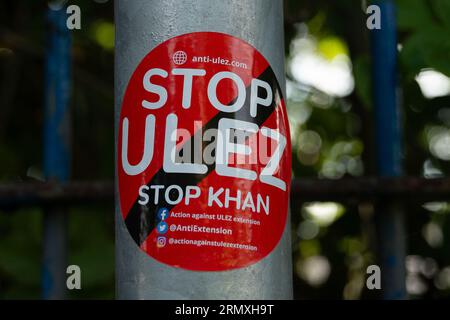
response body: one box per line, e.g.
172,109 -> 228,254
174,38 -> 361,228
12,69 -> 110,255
156,237 -> 167,248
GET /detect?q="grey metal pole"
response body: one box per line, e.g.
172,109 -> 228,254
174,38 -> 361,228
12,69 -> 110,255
115,0 -> 292,299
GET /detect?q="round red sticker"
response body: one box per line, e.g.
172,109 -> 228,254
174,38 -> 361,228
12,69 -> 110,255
118,32 -> 291,271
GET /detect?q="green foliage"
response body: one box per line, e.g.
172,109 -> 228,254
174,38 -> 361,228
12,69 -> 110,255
67,207 -> 114,299
0,0 -> 115,299
0,210 -> 42,298
397,0 -> 450,77
288,0 -> 450,299
353,55 -> 372,109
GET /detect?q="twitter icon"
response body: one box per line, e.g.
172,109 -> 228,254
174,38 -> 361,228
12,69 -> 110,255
156,221 -> 168,235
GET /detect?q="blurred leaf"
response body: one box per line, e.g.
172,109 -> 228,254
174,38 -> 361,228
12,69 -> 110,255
396,0 -> 434,31
91,21 -> 115,51
400,27 -> 450,77
353,55 -> 372,109
299,239 -> 321,258
431,0 -> 450,30
0,210 -> 41,289
307,12 -> 327,37
318,36 -> 349,60
68,208 -> 114,293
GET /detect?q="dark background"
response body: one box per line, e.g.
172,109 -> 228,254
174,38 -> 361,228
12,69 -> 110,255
0,0 -> 450,299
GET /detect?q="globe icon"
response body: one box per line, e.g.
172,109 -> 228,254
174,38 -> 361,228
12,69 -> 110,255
173,51 -> 187,65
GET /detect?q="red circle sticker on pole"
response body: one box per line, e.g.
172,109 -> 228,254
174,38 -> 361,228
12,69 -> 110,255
118,32 -> 291,271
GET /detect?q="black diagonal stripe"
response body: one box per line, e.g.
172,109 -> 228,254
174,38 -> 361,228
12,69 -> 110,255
124,66 -> 283,246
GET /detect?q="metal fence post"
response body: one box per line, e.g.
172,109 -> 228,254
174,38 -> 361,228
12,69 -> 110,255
42,6 -> 71,300
115,0 -> 292,299
370,0 -> 407,299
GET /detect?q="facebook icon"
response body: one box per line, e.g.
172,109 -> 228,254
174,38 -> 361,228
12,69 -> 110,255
157,208 -> 169,221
